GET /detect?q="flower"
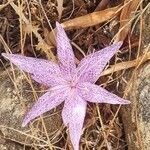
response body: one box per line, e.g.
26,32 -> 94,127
2,22 -> 130,150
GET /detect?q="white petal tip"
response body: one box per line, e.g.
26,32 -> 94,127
126,101 -> 131,104
22,124 -> 25,127
56,21 -> 61,28
21,123 -> 26,127
120,100 -> 131,105
22,118 -> 29,127
113,41 -> 123,48
2,53 -> 9,59
22,121 -> 27,127
56,21 -> 59,25
118,41 -> 123,45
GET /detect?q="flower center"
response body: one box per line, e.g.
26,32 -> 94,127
70,80 -> 77,89
70,76 -> 78,89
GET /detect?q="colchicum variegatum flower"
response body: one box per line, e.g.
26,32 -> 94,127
2,22 -> 130,150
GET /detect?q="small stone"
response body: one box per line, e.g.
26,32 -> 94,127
121,63 -> 150,150
0,68 -> 62,146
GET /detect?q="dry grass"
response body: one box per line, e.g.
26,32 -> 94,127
0,0 -> 150,149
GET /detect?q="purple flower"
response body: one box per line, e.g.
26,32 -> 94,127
2,22 -> 130,150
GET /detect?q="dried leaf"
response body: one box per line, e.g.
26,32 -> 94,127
114,0 -> 141,42
56,0 -> 64,20
62,6 -> 120,30
9,2 -> 55,60
46,6 -> 120,46
44,28 -> 56,47
101,49 -> 150,76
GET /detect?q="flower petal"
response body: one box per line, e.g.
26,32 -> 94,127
22,86 -> 69,127
62,96 -> 72,126
78,82 -> 131,104
56,22 -> 76,79
62,92 -> 87,150
2,53 -> 65,86
31,74 -> 66,87
69,95 -> 86,150
77,42 -> 123,83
